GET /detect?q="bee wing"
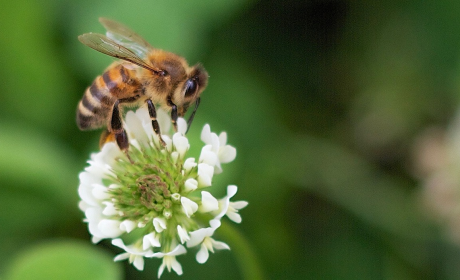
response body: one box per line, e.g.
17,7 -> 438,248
99,17 -> 153,58
78,33 -> 161,73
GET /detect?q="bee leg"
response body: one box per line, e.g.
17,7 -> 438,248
167,96 -> 178,132
111,100 -> 130,151
146,99 -> 166,146
186,97 -> 201,133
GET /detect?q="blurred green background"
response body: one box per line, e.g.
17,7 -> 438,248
1,0 -> 460,279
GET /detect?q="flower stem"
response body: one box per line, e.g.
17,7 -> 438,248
219,220 -> 265,280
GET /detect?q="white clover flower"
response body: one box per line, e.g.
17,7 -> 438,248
112,238 -> 153,271
214,185 -> 249,223
200,124 -> 237,173
187,220 -> 230,264
151,244 -> 187,278
77,107 -> 246,277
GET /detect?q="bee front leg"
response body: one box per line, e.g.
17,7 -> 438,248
146,99 -> 166,146
111,100 -> 129,151
167,96 -> 178,132
186,97 -> 200,133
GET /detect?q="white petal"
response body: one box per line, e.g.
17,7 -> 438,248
157,263 -> 166,279
227,185 -> 238,198
78,172 -> 102,206
172,133 -> 189,157
170,244 -> 187,256
139,112 -> 156,140
143,232 -> 161,249
114,252 -> 130,262
151,244 -> 187,258
201,124 -> 212,144
134,106 -> 150,122
187,227 -> 214,247
125,110 -> 149,145
78,200 -> 89,212
79,170 -> 101,187
102,202 -> 118,216
232,200 -> 249,210
162,135 -> 173,152
177,117 -> 187,135
133,256 -> 145,271
112,238 -> 126,250
153,217 -> 167,232
197,163 -> 214,187
156,108 -> 171,134
177,225 -> 190,244
171,151 -> 179,163
171,257 -> 183,275
184,178 -> 198,192
210,133 -> 220,153
200,191 -> 219,212
199,145 -> 219,167
85,208 -> 105,239
181,197 -> 198,217
196,244 -> 210,264
227,211 -> 242,223
211,239 -> 230,250
92,184 -> 110,200
218,132 -> 228,145
209,219 -> 221,229
94,142 -> 123,167
120,220 -> 136,233
218,145 -> 237,164
183,157 -> 197,172
98,219 -> 123,238
91,236 -> 102,244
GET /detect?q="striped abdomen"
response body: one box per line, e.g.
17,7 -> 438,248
77,64 -> 142,130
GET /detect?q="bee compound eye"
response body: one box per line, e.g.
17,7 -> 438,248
184,78 -> 198,97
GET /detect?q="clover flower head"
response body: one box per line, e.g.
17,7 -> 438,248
78,107 -> 246,277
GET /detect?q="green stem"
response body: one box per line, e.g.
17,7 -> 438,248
219,220 -> 265,280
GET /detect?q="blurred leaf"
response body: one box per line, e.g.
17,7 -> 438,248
218,221 -> 265,280
3,240 -> 122,280
0,121 -> 79,208
0,0 -> 75,132
266,134 -> 436,239
0,121 -> 82,257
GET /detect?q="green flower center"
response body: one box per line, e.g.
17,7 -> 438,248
107,143 -> 186,223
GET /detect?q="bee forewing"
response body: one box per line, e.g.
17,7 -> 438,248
78,33 -> 159,73
99,17 -> 154,58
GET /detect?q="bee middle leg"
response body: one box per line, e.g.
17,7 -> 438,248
146,99 -> 166,146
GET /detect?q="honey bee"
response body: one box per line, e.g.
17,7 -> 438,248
76,18 -> 208,150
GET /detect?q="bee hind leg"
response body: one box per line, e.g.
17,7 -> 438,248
146,99 -> 166,146
110,100 -> 130,151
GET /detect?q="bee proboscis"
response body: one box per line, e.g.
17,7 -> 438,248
77,18 -> 208,150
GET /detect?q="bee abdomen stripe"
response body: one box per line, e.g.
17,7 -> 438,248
82,90 -> 100,112
120,66 -> 129,83
89,79 -> 113,108
78,101 -> 93,117
78,116 -> 94,130
102,71 -> 119,92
